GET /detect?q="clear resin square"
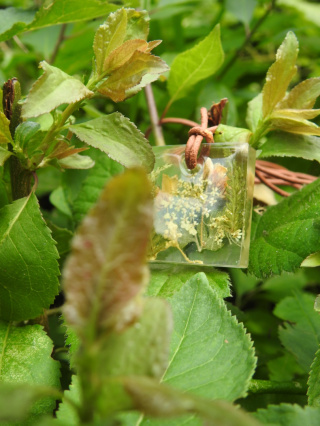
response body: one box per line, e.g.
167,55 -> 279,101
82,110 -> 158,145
148,143 -> 256,267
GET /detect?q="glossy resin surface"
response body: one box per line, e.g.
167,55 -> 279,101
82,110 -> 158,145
149,143 -> 256,267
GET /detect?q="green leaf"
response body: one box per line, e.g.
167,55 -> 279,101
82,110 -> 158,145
274,292 -> 320,372
215,124 -> 252,143
308,347 -> 320,407
63,168 -> 153,336
93,8 -> 149,76
0,7 -> 35,43
0,111 -> 13,144
29,0 -> 118,29
262,32 -> 299,118
272,108 -> 320,121
278,78 -> 320,110
57,153 -> 95,170
14,121 -> 41,149
47,221 -> 73,264
49,186 -> 72,217
0,146 -> 12,166
96,298 -> 172,379
22,61 -> 93,118
167,24 -> 224,103
0,322 -> 61,421
226,0 -> 257,26
97,51 -> 168,102
72,154 -> 123,225
259,131 -> 320,163
69,113 -> 155,172
248,178 -> 320,278
254,403 -> 320,426
56,375 -> 80,425
162,273 -> 256,401
148,265 -> 231,299
301,252 -> 320,267
0,192 -> 60,321
269,113 -> 320,136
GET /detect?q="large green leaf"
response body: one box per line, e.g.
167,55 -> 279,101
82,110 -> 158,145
308,347 -> 320,407
278,0 -> 320,27
0,2 -> 118,42
69,113 -> 155,172
254,403 -> 320,425
163,273 -> 255,400
248,178 -> 320,278
72,154 -> 123,225
0,7 -> 35,43
148,265 -> 231,299
22,61 -> 93,118
0,322 -> 61,422
259,131 -> 320,163
167,24 -> 224,104
274,292 -> 320,372
63,168 -> 153,336
262,32 -> 299,118
0,147 -> 12,166
0,192 -> 60,321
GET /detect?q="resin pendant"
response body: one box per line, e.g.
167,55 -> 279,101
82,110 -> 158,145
148,143 -> 256,267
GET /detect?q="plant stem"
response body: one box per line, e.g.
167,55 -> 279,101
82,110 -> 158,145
144,84 -> 166,146
50,24 -> 67,64
248,379 -> 307,395
10,157 -> 33,200
216,0 -> 276,80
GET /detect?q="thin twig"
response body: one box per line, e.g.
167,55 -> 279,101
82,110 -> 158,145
13,35 -> 29,53
256,168 -> 290,197
216,0 -> 276,80
49,24 -> 67,64
144,84 -> 165,146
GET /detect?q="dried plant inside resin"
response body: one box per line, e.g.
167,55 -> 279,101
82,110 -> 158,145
148,143 -> 255,267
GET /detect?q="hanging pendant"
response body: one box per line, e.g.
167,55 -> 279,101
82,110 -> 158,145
148,142 -> 256,268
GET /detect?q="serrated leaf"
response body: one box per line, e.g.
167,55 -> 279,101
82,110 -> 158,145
69,113 -> 155,172
63,168 -> 153,336
262,32 -> 299,118
168,24 -> 224,103
259,131 -> 320,163
72,154 -> 123,225
0,192 -> 60,321
22,61 -> 93,118
278,78 -> 320,110
148,265 -> 231,299
97,51 -> 168,102
248,178 -> 320,278
162,273 -> 256,400
0,322 -> 61,421
0,7 -> 35,43
254,403 -> 320,426
246,93 -> 263,132
226,0 -> 257,26
302,252 -> 320,267
308,347 -> 320,407
0,111 -> 13,144
47,222 -> 73,263
29,0 -> 118,29
14,121 -> 41,149
274,292 -> 320,372
0,146 -> 12,166
56,375 -> 80,425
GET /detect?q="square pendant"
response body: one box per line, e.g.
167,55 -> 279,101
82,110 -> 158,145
149,143 -> 256,268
